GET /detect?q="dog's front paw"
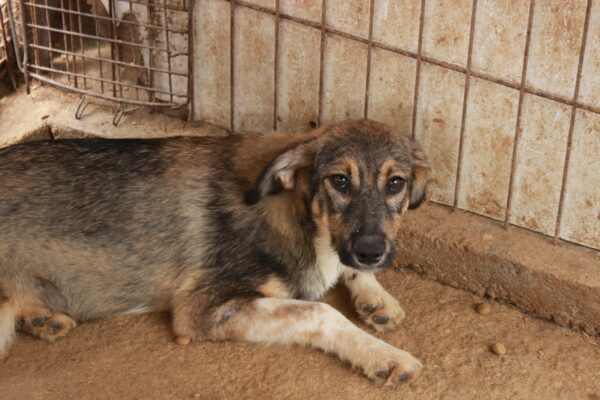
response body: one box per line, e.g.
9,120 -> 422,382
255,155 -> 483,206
354,290 -> 405,332
359,342 -> 423,386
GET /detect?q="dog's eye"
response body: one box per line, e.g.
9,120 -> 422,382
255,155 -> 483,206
387,176 -> 405,194
330,174 -> 350,193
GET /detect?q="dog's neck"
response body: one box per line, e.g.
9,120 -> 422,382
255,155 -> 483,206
259,192 -> 343,300
304,226 -> 344,300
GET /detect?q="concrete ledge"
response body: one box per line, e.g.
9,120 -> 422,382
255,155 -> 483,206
0,86 -> 226,149
396,203 -> 600,335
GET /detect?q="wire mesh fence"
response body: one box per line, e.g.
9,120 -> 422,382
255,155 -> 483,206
5,0 -> 191,120
0,0 -> 18,87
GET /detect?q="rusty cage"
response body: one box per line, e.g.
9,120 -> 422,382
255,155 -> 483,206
0,0 -> 18,87
5,0 -> 191,123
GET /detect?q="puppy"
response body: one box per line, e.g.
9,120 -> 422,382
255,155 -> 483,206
0,119 -> 428,385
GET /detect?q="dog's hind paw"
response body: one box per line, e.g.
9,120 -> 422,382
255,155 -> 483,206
19,308 -> 76,342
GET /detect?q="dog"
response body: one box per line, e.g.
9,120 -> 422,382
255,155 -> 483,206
0,119 -> 428,385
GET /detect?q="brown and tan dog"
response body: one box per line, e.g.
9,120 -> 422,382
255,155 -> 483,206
0,119 -> 428,386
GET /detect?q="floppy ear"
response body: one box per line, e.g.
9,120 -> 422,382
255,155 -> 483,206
244,138 -> 319,205
408,141 -> 429,209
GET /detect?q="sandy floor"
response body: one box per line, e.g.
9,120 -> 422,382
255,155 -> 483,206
2,269 -> 599,400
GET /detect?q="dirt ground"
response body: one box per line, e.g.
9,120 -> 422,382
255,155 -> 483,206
1,269 -> 599,400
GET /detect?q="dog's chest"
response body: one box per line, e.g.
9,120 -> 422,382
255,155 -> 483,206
299,235 -> 344,300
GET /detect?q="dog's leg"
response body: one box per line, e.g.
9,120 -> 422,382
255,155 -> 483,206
18,306 -> 77,342
0,300 -> 16,356
342,268 -> 405,331
205,297 -> 422,385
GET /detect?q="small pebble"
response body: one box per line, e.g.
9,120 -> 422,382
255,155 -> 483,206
176,336 -> 191,346
491,342 -> 506,356
476,301 -> 492,315
486,284 -> 498,299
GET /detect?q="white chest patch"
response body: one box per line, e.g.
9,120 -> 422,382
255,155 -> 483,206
303,231 -> 344,300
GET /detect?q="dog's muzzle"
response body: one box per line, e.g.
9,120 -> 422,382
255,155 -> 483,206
348,233 -> 395,269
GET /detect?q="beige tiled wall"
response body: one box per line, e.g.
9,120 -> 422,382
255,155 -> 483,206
457,77 -> 519,221
414,63 -> 464,206
193,0 -> 600,251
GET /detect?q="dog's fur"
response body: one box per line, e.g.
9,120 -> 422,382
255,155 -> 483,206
0,119 -> 428,385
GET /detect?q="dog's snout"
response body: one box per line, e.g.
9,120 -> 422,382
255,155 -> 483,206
353,235 -> 387,266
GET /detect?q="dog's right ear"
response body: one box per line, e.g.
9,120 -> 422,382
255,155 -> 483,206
408,140 -> 429,209
244,138 -> 320,205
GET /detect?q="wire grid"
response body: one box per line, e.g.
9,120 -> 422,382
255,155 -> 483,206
1,2 -> 12,68
0,5 -> 6,65
218,0 -> 597,249
9,0 -> 190,108
0,0 -> 18,86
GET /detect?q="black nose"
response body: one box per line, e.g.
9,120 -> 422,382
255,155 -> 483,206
353,235 -> 387,265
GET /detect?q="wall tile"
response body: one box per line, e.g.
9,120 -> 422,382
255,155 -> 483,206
280,0 -> 322,23
560,109 -> 600,249
422,0 -> 473,67
367,48 -> 416,137
472,0 -> 529,85
242,0 -> 275,10
579,1 -> 600,109
414,62 -> 465,205
234,7 -> 275,132
321,34 -> 368,124
193,0 -> 230,128
372,0 -> 421,53
457,78 -> 519,220
277,20 -> 321,133
326,0 -> 371,38
526,0 -> 586,99
509,95 -> 571,235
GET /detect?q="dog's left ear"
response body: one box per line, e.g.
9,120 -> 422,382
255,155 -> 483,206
245,138 -> 319,205
408,141 -> 429,209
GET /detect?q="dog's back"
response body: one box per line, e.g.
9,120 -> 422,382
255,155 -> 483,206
0,138 -> 211,323
0,131 -> 319,349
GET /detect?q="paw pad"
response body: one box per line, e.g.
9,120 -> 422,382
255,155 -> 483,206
362,304 -> 375,314
49,322 -> 63,333
375,370 -> 389,378
398,373 -> 410,382
372,315 -> 389,325
19,311 -> 76,342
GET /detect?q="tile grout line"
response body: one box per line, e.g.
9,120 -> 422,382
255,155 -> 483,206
554,0 -> 593,242
229,0 -> 235,133
504,0 -> 536,227
273,0 -> 279,131
410,0 -> 426,139
187,0 -> 194,122
363,0 -> 375,119
317,0 -> 327,126
452,0 -> 478,209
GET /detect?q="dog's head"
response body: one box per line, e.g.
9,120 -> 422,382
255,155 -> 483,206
246,119 -> 429,271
